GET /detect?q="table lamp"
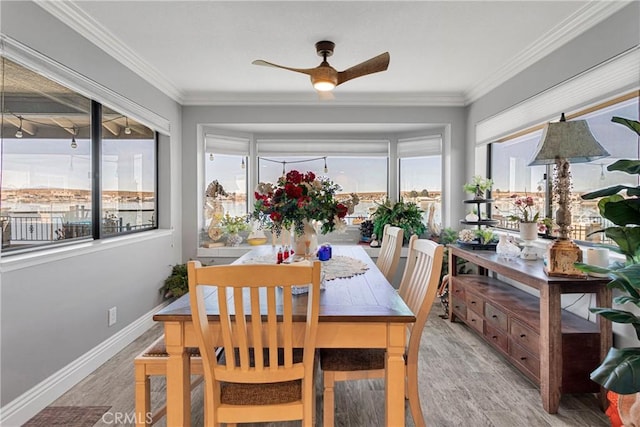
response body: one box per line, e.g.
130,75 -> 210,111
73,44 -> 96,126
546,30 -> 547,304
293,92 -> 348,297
528,113 -> 609,277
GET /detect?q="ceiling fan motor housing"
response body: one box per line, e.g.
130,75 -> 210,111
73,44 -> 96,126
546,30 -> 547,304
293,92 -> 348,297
315,40 -> 335,58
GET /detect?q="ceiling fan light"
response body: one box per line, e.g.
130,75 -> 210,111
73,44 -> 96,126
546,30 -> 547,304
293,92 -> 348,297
313,80 -> 336,91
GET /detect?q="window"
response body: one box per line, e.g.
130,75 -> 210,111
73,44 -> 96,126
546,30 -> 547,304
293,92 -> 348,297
491,94 -> 639,242
398,136 -> 442,231
101,106 -> 157,236
1,57 -> 158,253
258,156 -> 388,222
201,135 -> 249,248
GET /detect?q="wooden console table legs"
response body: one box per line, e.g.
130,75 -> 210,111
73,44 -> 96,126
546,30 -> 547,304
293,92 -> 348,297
539,284 -> 562,414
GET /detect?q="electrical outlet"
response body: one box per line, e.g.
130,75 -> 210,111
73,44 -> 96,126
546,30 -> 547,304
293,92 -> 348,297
108,307 -> 117,326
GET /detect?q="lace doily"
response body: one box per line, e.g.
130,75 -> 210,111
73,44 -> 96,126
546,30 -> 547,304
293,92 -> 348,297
242,255 -> 369,281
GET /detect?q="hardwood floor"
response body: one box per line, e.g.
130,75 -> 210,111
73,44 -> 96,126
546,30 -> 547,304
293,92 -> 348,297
47,302 -> 609,426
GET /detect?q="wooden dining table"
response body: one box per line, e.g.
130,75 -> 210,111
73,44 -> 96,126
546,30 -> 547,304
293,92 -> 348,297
153,244 -> 416,426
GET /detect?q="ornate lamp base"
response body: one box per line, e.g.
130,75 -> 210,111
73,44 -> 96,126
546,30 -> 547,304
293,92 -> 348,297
544,238 -> 586,278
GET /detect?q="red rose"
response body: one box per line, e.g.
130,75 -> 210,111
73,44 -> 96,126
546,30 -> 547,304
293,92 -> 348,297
336,203 -> 348,218
286,170 -> 303,184
304,172 -> 315,182
285,183 -> 303,198
270,212 -> 282,222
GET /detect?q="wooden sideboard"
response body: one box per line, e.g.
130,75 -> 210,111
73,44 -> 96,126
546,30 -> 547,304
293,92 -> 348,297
448,245 -> 612,414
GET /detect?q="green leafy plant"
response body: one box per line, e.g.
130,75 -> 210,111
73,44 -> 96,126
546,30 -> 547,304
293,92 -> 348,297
221,213 -> 251,234
370,199 -> 426,243
475,228 -> 496,245
576,116 -> 640,394
162,263 -> 189,299
463,175 -> 494,197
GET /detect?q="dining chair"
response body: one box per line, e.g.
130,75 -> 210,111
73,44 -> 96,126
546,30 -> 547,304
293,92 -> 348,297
188,260 -> 322,427
320,235 -> 444,427
375,224 -> 404,283
134,336 -> 204,426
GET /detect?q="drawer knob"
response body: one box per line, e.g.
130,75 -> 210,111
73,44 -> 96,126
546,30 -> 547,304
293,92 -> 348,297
520,356 -> 527,361
520,334 -> 526,338
492,315 -> 498,318
492,335 -> 497,339
471,319 -> 476,322
471,301 -> 476,304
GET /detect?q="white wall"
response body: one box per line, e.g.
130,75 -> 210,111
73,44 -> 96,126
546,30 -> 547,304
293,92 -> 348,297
0,0 -> 183,414
181,105 -> 468,261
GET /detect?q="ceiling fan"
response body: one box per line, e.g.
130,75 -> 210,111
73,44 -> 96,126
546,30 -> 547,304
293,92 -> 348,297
252,41 -> 390,94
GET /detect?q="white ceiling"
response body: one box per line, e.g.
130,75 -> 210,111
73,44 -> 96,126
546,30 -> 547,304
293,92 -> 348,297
38,1 -> 630,108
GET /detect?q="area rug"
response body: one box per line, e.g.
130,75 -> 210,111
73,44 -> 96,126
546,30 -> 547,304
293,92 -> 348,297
23,406 -> 111,427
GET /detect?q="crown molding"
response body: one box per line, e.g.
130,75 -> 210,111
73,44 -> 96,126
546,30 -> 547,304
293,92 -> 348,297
35,0 -> 184,104
181,91 -> 467,107
464,0 -> 633,104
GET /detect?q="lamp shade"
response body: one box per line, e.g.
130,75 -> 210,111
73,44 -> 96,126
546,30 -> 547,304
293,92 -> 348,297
529,113 -> 609,165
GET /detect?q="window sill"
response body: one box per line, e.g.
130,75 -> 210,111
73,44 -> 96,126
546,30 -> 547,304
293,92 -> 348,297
1,229 -> 173,273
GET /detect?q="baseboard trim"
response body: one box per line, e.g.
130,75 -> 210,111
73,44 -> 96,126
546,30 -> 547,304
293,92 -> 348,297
0,302 -> 168,427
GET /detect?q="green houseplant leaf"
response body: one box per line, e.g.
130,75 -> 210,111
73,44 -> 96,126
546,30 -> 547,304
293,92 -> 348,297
370,199 -> 426,243
612,116 -> 640,135
590,347 -> 640,394
581,116 -> 640,394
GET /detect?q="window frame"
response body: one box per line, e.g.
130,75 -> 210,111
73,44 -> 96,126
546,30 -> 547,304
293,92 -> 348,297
488,92 -> 639,243
1,40 -> 161,255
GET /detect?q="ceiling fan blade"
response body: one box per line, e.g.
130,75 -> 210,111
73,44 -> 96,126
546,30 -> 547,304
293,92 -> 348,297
336,52 -> 390,86
252,59 -> 316,76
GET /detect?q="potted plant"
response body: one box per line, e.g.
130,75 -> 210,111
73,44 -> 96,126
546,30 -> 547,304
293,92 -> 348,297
463,175 -> 494,199
162,263 -> 189,299
576,117 -> 640,400
221,213 -> 251,246
359,219 -> 374,243
370,199 -> 426,244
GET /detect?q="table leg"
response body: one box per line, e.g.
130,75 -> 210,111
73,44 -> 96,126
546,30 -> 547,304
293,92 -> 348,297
539,284 -> 561,413
596,285 -> 613,410
164,322 -> 191,427
386,323 -> 406,427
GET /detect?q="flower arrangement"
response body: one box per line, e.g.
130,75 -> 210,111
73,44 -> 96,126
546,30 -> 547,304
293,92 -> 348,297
251,170 -> 359,237
508,194 -> 540,223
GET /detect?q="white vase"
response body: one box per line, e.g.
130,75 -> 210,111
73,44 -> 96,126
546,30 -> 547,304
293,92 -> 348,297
226,233 -> 242,247
294,221 -> 318,257
519,222 -> 538,241
496,235 -> 520,261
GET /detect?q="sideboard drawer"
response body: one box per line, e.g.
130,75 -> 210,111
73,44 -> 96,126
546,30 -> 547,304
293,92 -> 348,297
467,308 -> 484,333
451,279 -> 466,300
465,292 -> 484,315
451,298 -> 467,320
485,303 -> 508,332
510,319 -> 539,356
510,342 -> 540,380
484,323 -> 508,352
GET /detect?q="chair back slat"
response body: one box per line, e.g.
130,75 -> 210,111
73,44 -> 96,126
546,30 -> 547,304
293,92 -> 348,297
376,224 -> 404,282
250,287 -> 264,371
267,287 -> 278,370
